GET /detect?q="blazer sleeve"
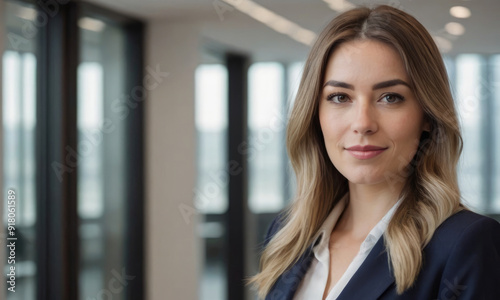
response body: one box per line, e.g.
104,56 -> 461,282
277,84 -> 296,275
439,216 -> 500,299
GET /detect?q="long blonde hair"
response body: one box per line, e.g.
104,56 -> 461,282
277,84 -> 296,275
249,5 -> 464,298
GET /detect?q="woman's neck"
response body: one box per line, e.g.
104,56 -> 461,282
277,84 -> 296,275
335,181 -> 403,239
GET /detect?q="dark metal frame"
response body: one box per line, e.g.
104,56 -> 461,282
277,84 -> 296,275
122,19 -> 145,300
225,53 -> 249,300
34,1 -> 145,300
36,2 -> 80,299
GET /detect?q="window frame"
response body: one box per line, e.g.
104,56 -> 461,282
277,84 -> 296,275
12,1 -> 147,299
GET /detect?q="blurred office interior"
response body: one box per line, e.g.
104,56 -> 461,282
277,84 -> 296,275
1,0 -> 500,299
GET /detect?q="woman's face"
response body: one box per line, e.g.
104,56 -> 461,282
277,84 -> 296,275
319,39 -> 429,187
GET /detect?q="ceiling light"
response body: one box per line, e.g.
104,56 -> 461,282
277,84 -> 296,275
268,18 -> 295,34
450,6 -> 471,18
323,0 -> 355,12
294,29 -> 317,45
246,5 -> 276,24
445,22 -> 465,36
433,36 -> 453,53
222,0 -> 317,46
78,17 -> 106,32
16,6 -> 37,21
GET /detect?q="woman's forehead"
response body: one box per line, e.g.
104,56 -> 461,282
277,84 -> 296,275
324,39 -> 409,85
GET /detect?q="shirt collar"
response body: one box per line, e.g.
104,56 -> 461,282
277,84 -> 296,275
310,193 -> 402,261
311,193 -> 348,263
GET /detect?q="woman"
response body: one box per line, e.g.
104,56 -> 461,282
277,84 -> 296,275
249,5 -> 500,300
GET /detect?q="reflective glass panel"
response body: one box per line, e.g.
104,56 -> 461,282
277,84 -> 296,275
491,55 -> 500,213
3,1 -> 39,299
78,16 -> 128,299
195,64 -> 228,214
248,62 -> 286,213
456,54 -> 485,211
195,63 -> 228,300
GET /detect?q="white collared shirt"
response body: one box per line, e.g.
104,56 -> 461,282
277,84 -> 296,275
293,193 -> 401,300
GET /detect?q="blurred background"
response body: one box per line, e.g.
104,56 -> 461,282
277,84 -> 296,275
1,0 -> 499,299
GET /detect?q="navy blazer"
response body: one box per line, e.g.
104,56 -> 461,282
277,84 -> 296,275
264,209 -> 500,300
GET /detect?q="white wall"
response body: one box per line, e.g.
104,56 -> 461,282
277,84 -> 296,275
145,20 -> 200,300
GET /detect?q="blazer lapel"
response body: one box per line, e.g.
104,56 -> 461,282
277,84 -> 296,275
337,236 -> 395,300
265,247 -> 314,300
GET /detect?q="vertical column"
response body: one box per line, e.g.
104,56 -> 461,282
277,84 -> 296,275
36,2 -> 79,300
145,20 -> 199,300
124,21 -> 145,300
226,53 -> 249,300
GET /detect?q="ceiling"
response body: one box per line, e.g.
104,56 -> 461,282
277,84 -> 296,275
86,0 -> 500,62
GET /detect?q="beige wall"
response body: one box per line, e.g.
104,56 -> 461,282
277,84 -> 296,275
145,20 -> 200,300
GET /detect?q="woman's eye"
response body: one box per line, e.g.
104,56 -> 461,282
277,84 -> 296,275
327,93 -> 349,103
381,93 -> 404,103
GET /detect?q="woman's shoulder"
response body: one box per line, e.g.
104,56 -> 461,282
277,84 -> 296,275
427,208 -> 500,252
421,209 -> 500,298
436,208 -> 500,235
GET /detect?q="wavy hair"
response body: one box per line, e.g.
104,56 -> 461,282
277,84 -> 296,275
249,5 -> 464,298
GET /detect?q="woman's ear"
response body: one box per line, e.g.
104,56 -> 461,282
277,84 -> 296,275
423,121 -> 431,133
422,116 -> 432,133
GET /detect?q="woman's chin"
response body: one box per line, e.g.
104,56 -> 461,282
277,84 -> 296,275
341,172 -> 391,187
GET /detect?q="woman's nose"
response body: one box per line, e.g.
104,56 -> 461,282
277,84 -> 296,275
350,102 -> 378,135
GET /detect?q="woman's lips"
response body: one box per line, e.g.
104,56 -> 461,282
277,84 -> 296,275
345,145 -> 388,159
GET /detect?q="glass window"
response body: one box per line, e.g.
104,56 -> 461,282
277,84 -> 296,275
287,61 -> 303,111
286,62 -> 303,200
492,55 -> 500,213
195,62 -> 228,300
3,1 -> 39,299
195,64 -> 228,214
77,16 -> 128,300
455,54 -> 485,211
442,55 -> 455,85
248,62 -> 286,213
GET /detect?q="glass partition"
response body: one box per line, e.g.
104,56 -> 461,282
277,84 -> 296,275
491,55 -> 500,213
456,54 -> 485,211
248,62 -> 286,213
195,62 -> 228,300
77,15 -> 128,300
3,1 -> 39,299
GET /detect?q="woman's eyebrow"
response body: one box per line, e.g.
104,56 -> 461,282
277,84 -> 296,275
323,79 -> 410,90
323,80 -> 354,89
372,79 -> 410,90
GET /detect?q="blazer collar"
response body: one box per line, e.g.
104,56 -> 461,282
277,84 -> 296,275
265,246 -> 314,300
337,235 -> 395,299
267,235 -> 395,300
